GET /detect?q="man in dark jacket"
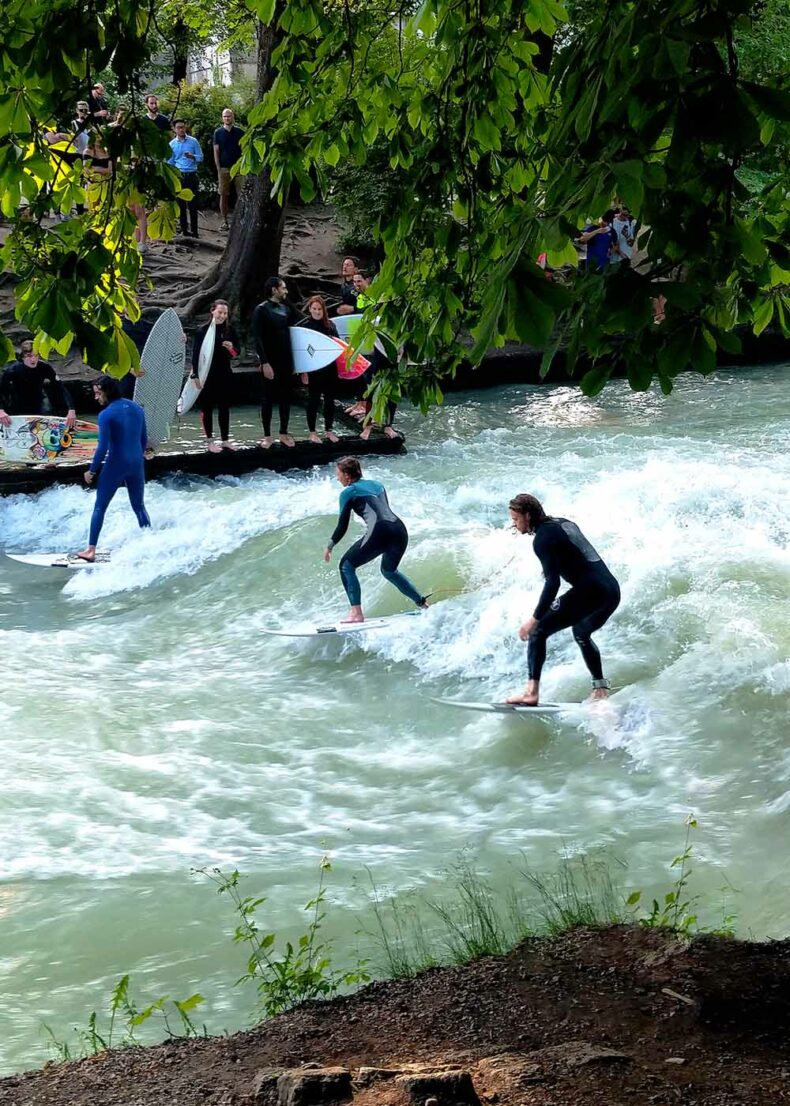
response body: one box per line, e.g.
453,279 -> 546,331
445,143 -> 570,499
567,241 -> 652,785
0,341 -> 76,428
250,276 -> 299,448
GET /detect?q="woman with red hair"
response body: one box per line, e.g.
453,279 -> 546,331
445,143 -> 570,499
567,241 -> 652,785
301,295 -> 340,444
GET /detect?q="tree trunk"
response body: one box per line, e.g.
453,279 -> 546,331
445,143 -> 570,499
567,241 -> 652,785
171,18 -> 189,85
174,21 -> 285,322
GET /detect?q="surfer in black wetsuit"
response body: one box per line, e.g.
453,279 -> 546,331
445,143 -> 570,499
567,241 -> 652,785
250,276 -> 299,449
191,299 -> 238,451
506,493 -> 620,706
324,455 -> 428,623
0,341 -> 76,427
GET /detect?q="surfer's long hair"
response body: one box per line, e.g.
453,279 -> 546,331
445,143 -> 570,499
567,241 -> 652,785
96,374 -> 122,402
209,299 -> 229,320
509,493 -> 546,533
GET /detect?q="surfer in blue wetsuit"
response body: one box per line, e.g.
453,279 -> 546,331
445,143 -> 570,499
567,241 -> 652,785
76,376 -> 150,562
506,493 -> 620,706
324,455 -> 428,623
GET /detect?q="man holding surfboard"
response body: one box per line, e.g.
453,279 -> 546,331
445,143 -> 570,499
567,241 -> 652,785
506,494 -> 620,707
251,276 -> 300,448
76,376 -> 150,563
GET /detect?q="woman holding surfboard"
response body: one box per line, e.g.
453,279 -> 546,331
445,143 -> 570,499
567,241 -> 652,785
301,296 -> 340,445
190,300 -> 238,452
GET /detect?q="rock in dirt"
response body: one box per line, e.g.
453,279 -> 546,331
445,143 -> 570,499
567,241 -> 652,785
253,1066 -> 353,1106
394,1069 -> 481,1105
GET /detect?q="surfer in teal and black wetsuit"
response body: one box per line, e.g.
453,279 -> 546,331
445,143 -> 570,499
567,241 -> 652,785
324,456 -> 428,623
506,493 -> 620,706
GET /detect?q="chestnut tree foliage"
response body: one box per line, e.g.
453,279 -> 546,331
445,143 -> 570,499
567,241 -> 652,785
1,0 -> 788,398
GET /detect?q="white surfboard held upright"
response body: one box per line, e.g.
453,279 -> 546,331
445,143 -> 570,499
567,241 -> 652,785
177,321 -> 215,416
134,308 -> 186,445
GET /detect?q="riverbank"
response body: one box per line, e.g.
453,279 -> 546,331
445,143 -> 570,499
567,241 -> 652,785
3,206 -> 789,407
3,924 -> 789,1105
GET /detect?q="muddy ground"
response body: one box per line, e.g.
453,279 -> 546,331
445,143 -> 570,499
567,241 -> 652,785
2,925 -> 789,1105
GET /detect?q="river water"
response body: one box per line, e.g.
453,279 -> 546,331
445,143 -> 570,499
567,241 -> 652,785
1,367 -> 788,1074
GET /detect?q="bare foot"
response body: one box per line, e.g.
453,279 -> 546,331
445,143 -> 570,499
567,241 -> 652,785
590,687 -> 610,701
341,613 -> 365,623
75,548 -> 95,563
359,425 -> 372,441
220,441 -> 237,450
341,605 -> 365,623
505,694 -> 539,706
325,431 -> 339,443
207,440 -> 222,454
383,426 -> 401,439
144,448 -> 156,460
258,436 -> 273,449
280,433 -> 295,448
308,432 -> 321,444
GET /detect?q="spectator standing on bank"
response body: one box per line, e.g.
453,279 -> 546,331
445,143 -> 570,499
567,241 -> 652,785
87,82 -> 110,126
144,94 -> 172,133
0,341 -> 76,428
168,119 -> 203,238
251,276 -> 300,449
213,108 -> 244,231
579,210 -> 619,272
613,207 -> 636,266
336,258 -> 358,316
301,296 -> 340,445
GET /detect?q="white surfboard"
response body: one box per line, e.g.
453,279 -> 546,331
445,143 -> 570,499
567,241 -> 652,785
333,313 -> 375,357
134,308 -> 186,445
177,321 -> 215,415
430,697 -> 584,717
263,610 -> 424,637
290,326 -> 346,373
6,552 -> 111,569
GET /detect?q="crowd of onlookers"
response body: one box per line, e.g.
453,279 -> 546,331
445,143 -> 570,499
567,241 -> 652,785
41,83 -> 244,249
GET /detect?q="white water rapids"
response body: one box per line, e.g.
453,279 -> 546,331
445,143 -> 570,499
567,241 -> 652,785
0,367 -> 788,1073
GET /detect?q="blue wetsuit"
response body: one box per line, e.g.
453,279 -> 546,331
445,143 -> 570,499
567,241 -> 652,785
527,517 -> 620,683
88,399 -> 150,546
328,479 -> 425,608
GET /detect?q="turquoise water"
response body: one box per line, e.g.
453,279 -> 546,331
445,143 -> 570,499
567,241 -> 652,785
0,367 -> 788,1074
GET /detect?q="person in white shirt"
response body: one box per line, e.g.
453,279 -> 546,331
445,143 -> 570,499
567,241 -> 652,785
613,207 -> 637,266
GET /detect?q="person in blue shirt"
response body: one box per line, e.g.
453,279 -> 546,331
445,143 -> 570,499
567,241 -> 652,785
578,210 -> 619,271
76,375 -> 150,562
168,119 -> 203,238
324,456 -> 428,623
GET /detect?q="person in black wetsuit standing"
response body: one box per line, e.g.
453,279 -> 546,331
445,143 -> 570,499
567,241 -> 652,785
190,299 -> 238,451
506,493 -> 620,706
324,456 -> 428,623
0,341 -> 76,428
301,295 -> 339,445
250,276 -> 299,449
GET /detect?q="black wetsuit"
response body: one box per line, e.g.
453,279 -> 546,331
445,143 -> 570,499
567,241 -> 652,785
301,316 -> 337,433
328,479 -> 424,608
0,360 -> 73,415
250,299 -> 299,436
528,517 -> 620,683
192,322 -> 237,440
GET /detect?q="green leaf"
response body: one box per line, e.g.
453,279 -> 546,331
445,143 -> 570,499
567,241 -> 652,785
752,297 -> 774,336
